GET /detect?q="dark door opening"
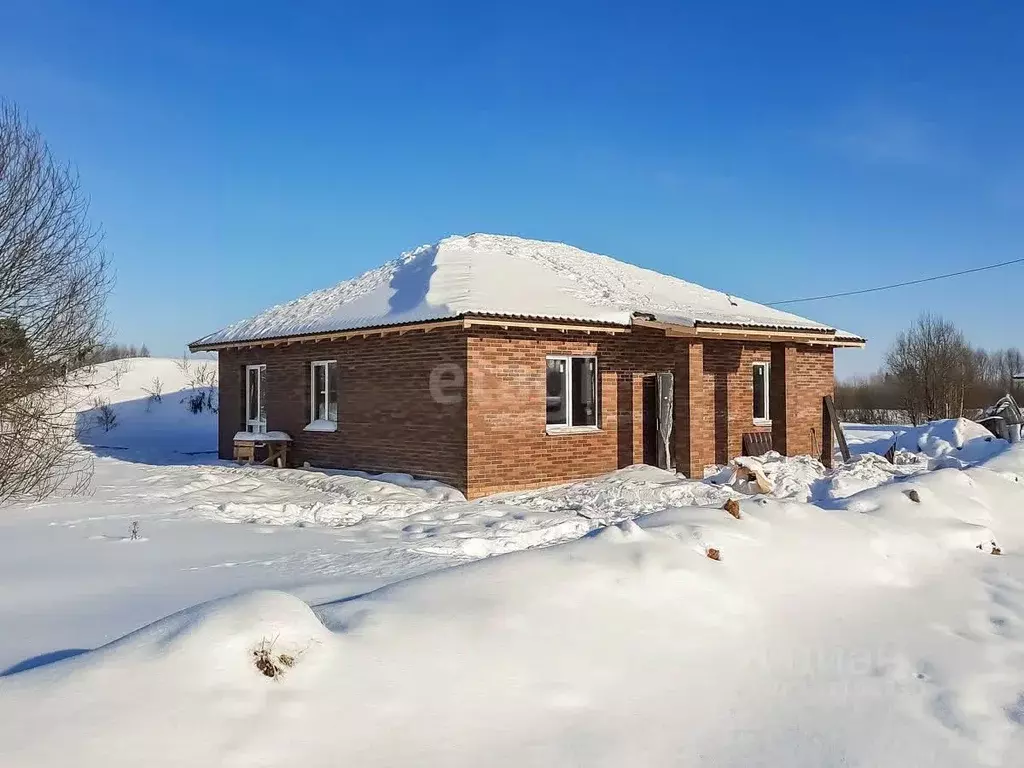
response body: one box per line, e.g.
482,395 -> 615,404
642,376 -> 658,466
642,373 -> 675,470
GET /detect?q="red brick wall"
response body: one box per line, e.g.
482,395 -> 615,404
697,340 -> 774,465
771,343 -> 835,460
216,325 -> 836,498
466,326 -> 700,496
217,327 -> 468,489
465,329 -> 836,496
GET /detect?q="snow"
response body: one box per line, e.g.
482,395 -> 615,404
302,419 -> 337,432
2,360 -> 1024,766
192,233 -> 860,346
75,357 -> 218,460
232,430 -> 292,441
844,418 -> 1009,467
710,450 -> 925,503
897,417 -> 1007,462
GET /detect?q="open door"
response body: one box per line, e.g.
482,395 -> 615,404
642,373 -> 675,470
656,372 -> 674,470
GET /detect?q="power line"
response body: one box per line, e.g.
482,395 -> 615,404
768,257 -> 1024,306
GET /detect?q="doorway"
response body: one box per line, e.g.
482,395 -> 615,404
642,376 -> 658,465
642,373 -> 675,469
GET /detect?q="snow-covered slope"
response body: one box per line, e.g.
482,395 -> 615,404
74,357 -> 218,459
3,361 -> 1024,765
193,233 -> 859,346
2,445 -> 1023,767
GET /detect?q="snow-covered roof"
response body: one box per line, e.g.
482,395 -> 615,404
192,234 -> 863,347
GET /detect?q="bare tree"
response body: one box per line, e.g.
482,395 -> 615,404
834,371 -> 903,424
143,376 -> 163,412
177,354 -> 218,414
144,376 -> 163,403
0,102 -> 111,502
92,397 -> 117,431
77,342 -> 146,365
884,314 -> 976,424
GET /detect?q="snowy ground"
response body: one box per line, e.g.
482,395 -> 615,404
1,359 -> 1022,766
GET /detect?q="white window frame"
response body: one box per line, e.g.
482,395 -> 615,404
752,361 -> 771,425
309,360 -> 338,426
245,364 -> 267,433
546,355 -> 599,431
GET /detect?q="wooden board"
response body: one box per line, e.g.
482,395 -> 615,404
233,441 -> 255,463
656,372 -> 675,470
823,395 -> 851,462
742,431 -> 773,457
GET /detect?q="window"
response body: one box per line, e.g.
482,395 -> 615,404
752,361 -> 770,423
310,360 -> 338,426
546,356 -> 598,428
245,364 -> 266,433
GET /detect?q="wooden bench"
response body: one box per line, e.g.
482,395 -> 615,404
233,431 -> 292,468
233,441 -> 256,463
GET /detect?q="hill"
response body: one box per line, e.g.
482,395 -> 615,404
74,357 -> 218,460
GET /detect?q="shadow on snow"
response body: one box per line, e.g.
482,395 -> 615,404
76,387 -> 219,467
1,648 -> 88,677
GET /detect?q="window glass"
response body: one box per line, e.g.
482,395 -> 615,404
247,368 -> 259,422
546,358 -> 567,425
327,362 -> 338,422
571,356 -> 598,426
753,363 -> 768,421
313,363 -> 328,420
245,365 -> 266,431
257,365 -> 266,423
311,361 -> 338,423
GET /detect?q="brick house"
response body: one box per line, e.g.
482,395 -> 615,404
190,234 -> 863,498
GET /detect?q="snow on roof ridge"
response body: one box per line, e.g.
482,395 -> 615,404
192,232 -> 860,347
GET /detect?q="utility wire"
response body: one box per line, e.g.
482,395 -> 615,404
768,257 -> 1024,306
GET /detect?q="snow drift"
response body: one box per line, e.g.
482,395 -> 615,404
3,443 -> 1023,767
896,417 -> 1007,463
4,362 -> 1023,767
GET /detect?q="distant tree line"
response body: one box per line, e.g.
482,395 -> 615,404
78,342 -> 150,366
836,314 -> 1023,424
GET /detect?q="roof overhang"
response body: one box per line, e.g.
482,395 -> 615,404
189,312 -> 865,353
632,316 -> 865,347
188,318 -> 469,352
188,314 -> 630,352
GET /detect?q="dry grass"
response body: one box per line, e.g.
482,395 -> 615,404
252,636 -> 300,679
977,540 -> 1003,556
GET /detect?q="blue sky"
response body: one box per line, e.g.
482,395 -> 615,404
2,0 -> 1022,377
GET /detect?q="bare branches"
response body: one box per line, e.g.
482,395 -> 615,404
92,397 -> 117,431
177,355 -> 218,414
0,101 -> 111,502
839,335 -> 1024,424
870,314 -> 1022,425
144,377 -> 163,403
884,314 -> 975,424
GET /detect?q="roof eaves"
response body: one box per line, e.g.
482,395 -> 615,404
188,312 -> 635,351
188,314 -> 468,351
693,319 -> 836,333
463,311 -> 628,328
